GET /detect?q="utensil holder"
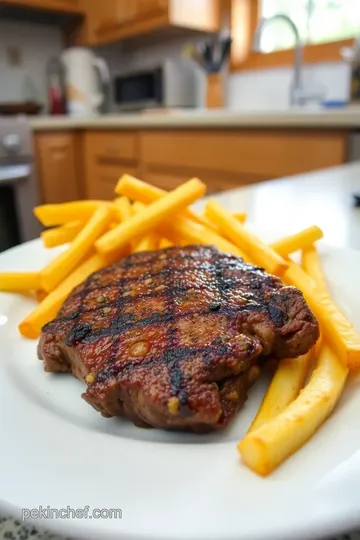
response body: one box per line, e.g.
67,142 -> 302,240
206,73 -> 223,108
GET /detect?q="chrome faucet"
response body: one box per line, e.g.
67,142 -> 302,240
252,13 -> 324,107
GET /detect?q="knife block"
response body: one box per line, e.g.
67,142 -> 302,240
206,73 -> 223,108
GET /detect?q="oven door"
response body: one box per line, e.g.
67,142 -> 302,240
0,164 -> 40,253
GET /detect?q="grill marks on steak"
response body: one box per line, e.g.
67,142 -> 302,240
38,245 -> 319,432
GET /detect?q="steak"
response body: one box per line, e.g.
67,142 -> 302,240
38,245 -> 319,432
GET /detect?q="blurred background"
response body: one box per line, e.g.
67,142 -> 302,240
1,0 -> 360,254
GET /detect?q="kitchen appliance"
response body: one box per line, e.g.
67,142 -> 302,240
0,117 -> 40,253
62,48 -> 110,116
113,60 -> 197,111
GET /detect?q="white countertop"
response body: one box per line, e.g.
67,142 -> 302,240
195,161 -> 360,250
29,106 -> 360,131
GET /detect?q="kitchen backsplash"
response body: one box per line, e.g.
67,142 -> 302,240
0,18 -> 351,112
0,20 -> 64,111
98,37 -> 351,110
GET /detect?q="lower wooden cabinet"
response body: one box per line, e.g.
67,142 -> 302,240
34,127 -> 348,204
140,129 -> 348,193
35,132 -> 82,204
83,131 -> 141,199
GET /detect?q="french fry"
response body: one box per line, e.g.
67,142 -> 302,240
115,174 -> 214,229
19,254 -> 106,339
159,238 -> 174,249
285,262 -> 360,368
41,221 -> 84,248
248,243 -> 327,433
96,178 -> 206,257
271,226 -> 323,258
113,196 -> 133,222
248,349 -> 314,432
132,201 -> 146,213
0,272 -> 41,292
238,345 -> 348,476
41,204 -> 113,292
301,245 -> 328,293
133,233 -> 159,253
172,215 -> 247,258
233,212 -> 247,223
205,200 -> 288,277
35,290 -> 47,302
34,200 -> 106,227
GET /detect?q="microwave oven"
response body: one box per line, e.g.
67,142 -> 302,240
113,60 -> 197,111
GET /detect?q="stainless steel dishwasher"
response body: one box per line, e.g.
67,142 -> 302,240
0,117 -> 41,253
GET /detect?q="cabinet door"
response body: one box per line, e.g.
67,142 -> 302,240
83,131 -> 140,200
35,133 -> 81,204
92,0 -> 168,43
134,0 -> 168,21
94,0 -> 137,37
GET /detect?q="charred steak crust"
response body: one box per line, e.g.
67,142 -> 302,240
38,245 -> 319,432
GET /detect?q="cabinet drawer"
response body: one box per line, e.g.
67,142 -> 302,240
86,164 -> 140,200
141,130 -> 347,178
86,131 -> 139,163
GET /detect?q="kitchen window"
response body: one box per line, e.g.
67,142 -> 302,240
260,0 -> 360,52
230,0 -> 357,70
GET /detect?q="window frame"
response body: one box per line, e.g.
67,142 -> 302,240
230,0 -> 354,72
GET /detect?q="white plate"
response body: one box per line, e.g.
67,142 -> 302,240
1,238 -> 360,540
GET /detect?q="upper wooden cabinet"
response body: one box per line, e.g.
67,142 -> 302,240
82,0 -> 220,46
1,0 -> 83,13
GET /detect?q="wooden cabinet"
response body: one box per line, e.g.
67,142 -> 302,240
83,0 -> 219,46
2,0 -> 83,13
140,129 -> 347,193
35,132 -> 82,204
34,127 -> 348,204
83,131 -> 141,199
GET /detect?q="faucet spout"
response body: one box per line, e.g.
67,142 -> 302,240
252,13 -> 304,105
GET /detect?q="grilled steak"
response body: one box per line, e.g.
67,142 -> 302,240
38,245 -> 319,432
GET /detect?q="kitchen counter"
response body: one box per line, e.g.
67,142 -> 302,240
29,106 -> 360,131
195,161 -> 360,251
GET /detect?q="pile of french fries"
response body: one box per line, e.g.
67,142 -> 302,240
0,174 -> 359,476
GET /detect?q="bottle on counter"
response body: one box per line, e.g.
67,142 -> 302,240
46,56 -> 67,115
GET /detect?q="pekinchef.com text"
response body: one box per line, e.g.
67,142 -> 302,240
22,505 -> 122,521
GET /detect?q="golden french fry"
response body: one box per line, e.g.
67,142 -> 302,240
285,263 -> 360,369
301,245 -> 328,293
113,196 -> 133,222
41,205 -> 113,292
132,201 -> 146,213
41,221 -> 84,248
271,226 -> 323,258
35,290 -> 48,302
205,200 -> 288,277
232,212 -> 247,223
34,200 -> 107,227
172,215 -> 247,258
248,349 -> 314,432
133,233 -> 160,253
19,254 -> 106,339
159,238 -> 174,249
238,345 -> 348,476
0,272 -> 41,292
115,174 -> 214,229
96,178 -> 206,258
